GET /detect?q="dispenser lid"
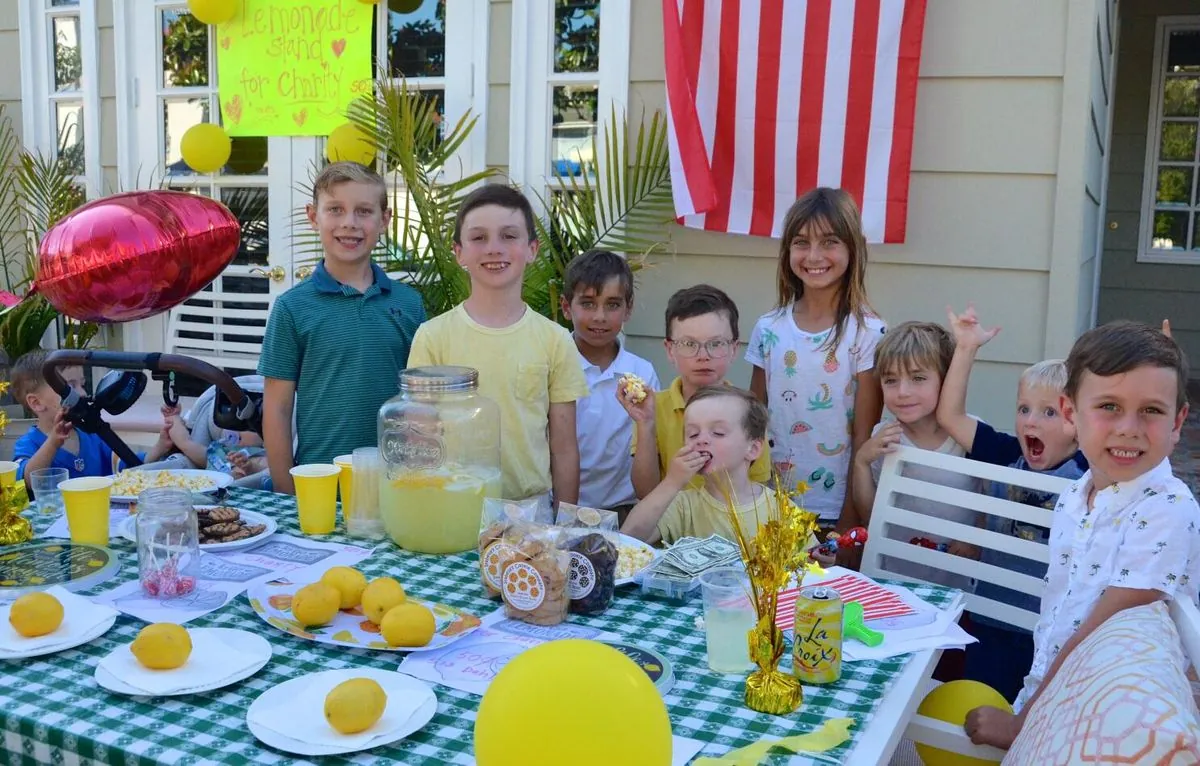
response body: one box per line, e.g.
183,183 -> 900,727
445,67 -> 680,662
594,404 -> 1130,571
399,366 -> 479,393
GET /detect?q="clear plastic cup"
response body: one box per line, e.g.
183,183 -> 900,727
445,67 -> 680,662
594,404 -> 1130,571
347,447 -> 384,539
30,467 -> 69,515
699,566 -> 755,673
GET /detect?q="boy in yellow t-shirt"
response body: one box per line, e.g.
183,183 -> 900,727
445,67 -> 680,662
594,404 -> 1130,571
407,185 -> 589,502
622,386 -> 787,546
619,285 -> 771,500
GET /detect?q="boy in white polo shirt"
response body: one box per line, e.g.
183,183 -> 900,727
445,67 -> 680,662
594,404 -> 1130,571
560,250 -> 659,519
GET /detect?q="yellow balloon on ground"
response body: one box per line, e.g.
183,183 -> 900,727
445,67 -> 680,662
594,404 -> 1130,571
180,123 -> 232,174
326,123 -> 376,166
915,680 -> 1013,766
474,639 -> 671,766
187,0 -> 237,25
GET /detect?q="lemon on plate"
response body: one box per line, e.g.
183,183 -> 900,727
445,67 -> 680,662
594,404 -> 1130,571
291,582 -> 341,628
320,567 -> 368,610
8,592 -> 64,638
380,602 -> 436,648
131,623 -> 192,670
361,577 -> 406,624
324,677 -> 388,734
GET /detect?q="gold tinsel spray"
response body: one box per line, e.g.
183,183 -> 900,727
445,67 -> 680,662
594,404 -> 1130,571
0,382 -> 31,546
722,474 -> 822,715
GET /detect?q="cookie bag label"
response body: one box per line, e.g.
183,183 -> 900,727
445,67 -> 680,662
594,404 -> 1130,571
482,542 -> 516,590
567,551 -> 597,600
502,561 -> 545,611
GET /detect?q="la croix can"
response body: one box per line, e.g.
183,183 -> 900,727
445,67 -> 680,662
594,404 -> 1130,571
792,585 -> 843,685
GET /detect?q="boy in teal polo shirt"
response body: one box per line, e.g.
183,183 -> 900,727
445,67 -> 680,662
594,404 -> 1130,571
259,162 -> 425,494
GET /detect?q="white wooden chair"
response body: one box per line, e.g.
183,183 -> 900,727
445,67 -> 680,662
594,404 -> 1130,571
864,446 -> 1200,765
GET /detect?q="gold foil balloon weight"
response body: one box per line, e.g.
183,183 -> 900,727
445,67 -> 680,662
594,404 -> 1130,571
744,614 -> 803,714
0,483 -> 32,546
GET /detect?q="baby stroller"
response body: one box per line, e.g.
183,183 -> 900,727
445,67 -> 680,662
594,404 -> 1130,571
41,349 -> 264,474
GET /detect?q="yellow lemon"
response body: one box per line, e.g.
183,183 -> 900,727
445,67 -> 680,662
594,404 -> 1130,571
320,566 -> 368,610
291,582 -> 341,628
8,592 -> 64,637
380,602 -> 436,648
130,623 -> 192,670
324,677 -> 388,734
361,577 -> 406,624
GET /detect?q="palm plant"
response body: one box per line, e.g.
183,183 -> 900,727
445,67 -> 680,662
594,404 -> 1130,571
0,104 -> 101,363
294,78 -> 674,324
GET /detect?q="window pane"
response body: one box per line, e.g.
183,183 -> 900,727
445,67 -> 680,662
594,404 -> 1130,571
49,0 -> 80,6
1167,29 -> 1200,73
552,85 -> 598,177
1163,77 -> 1200,118
1152,210 -> 1189,250
1194,213 -> 1200,250
55,102 -> 84,176
52,15 -> 81,91
162,9 -> 210,88
220,187 -> 269,267
1157,167 -> 1194,206
224,136 -> 269,176
163,97 -> 211,174
1160,122 -> 1197,161
554,0 -> 600,74
388,0 -> 445,79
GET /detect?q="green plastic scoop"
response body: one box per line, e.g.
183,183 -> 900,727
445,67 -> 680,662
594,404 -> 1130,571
844,602 -> 884,647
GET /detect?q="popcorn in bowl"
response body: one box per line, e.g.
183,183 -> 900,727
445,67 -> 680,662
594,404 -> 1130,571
112,470 -> 215,498
619,373 -> 648,404
616,542 -> 656,580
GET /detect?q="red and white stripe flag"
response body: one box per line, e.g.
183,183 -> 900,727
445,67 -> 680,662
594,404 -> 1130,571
662,0 -> 928,243
775,573 -> 916,630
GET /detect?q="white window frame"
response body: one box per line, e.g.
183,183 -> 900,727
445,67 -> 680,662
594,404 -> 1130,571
17,0 -> 102,199
1138,16 -> 1200,265
508,0 -> 631,212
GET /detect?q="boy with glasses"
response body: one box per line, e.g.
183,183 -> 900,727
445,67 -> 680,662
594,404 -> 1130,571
618,285 -> 771,498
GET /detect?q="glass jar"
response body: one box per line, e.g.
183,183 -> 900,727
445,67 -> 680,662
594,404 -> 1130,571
136,488 -> 200,598
378,366 -> 501,554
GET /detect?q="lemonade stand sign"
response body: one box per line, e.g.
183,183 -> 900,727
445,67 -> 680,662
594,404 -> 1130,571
214,0 -> 373,137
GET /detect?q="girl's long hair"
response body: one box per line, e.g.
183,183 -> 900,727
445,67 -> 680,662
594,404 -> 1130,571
776,187 -> 873,353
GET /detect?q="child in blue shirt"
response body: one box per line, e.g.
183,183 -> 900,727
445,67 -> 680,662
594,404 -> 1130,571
937,305 -> 1087,702
9,350 -> 173,483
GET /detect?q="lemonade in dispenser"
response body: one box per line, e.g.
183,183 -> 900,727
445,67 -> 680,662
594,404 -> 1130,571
378,367 -> 501,554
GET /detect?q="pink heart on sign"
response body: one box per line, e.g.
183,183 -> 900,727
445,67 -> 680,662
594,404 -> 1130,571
331,39 -> 346,57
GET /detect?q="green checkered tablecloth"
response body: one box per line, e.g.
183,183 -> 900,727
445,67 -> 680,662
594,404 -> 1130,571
1,489 -> 957,765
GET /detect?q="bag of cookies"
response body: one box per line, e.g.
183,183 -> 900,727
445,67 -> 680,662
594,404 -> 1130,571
497,525 -> 570,626
555,503 -> 618,535
565,531 -> 618,615
478,497 -> 552,599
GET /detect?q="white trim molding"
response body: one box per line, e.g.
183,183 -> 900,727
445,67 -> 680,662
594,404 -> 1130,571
508,0 -> 631,211
1137,15 -> 1200,265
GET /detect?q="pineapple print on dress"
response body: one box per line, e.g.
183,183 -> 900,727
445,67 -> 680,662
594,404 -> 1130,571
783,348 -> 799,377
822,345 -> 839,373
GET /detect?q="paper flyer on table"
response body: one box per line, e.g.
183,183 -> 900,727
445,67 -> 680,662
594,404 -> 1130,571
92,535 -> 372,624
397,609 -> 619,696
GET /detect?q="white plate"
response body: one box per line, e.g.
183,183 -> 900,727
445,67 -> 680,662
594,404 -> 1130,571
118,507 -> 277,552
246,668 -> 437,757
111,469 -> 234,503
94,627 -> 271,696
614,533 -> 661,586
0,612 -> 117,660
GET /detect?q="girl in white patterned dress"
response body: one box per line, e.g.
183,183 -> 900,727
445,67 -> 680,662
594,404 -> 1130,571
746,187 -> 886,538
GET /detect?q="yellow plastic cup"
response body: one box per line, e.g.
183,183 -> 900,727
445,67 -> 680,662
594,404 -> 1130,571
290,464 -> 341,534
59,476 -> 113,545
333,454 -> 354,516
0,461 -> 17,490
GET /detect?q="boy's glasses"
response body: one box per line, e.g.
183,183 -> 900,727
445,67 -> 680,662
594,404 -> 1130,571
670,338 -> 736,358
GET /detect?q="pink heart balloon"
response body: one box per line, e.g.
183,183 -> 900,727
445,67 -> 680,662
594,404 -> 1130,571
33,190 -> 241,323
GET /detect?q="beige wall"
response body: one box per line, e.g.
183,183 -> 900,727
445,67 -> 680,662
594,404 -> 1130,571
618,0 -> 1116,431
1098,1 -> 1200,370
0,2 -> 23,296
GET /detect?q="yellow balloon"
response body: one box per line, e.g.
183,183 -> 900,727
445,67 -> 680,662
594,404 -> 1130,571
915,680 -> 1012,766
474,640 -> 671,766
389,0 -> 425,13
326,123 -> 376,167
180,123 -> 232,174
187,0 -> 237,25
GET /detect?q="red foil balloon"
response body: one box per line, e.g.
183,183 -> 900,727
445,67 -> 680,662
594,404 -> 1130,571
33,190 -> 241,323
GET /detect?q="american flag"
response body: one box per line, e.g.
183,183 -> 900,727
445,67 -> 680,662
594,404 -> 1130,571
662,0 -> 928,243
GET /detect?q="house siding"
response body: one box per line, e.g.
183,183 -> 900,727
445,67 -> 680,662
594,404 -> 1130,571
1,1 -> 23,294
1098,0 -> 1200,373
